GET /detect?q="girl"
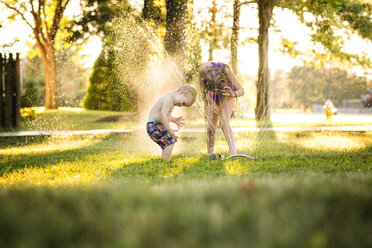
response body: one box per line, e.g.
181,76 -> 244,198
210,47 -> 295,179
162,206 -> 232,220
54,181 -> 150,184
198,62 -> 245,159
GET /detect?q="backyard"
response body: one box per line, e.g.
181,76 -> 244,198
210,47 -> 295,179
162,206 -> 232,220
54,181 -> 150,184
1,108 -> 371,247
1,0 -> 372,246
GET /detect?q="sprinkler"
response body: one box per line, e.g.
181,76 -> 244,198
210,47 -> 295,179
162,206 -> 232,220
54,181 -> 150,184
223,153 -> 256,160
211,153 -> 256,160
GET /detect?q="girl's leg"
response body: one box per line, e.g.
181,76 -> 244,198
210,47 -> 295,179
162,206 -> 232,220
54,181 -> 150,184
206,100 -> 220,155
162,143 -> 175,159
219,98 -> 236,155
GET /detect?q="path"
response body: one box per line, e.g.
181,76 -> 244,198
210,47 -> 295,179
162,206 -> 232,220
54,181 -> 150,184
1,126 -> 372,137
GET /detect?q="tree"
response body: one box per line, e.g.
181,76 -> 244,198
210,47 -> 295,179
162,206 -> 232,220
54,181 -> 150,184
201,0 -> 231,62
0,0 -> 72,109
288,65 -> 370,109
255,0 -> 274,120
143,0 -> 165,26
208,0 -> 218,61
230,0 -> 242,74
164,0 -> 187,73
243,0 -> 372,120
83,51 -> 109,110
70,1 -> 145,111
67,0 -> 133,44
184,0 -> 202,84
22,46 -> 88,107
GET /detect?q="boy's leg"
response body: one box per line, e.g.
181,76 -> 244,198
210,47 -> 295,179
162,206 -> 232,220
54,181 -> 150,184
220,98 -> 236,155
162,143 -> 175,159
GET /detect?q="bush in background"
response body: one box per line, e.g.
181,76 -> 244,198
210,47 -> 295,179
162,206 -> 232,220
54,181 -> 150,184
83,48 -> 137,111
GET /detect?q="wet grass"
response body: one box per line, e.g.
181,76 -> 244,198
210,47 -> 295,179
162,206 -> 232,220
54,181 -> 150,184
1,107 -> 371,132
16,107 -> 137,131
0,131 -> 372,247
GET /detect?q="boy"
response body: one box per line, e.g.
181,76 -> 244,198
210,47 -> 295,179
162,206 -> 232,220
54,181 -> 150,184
147,85 -> 197,159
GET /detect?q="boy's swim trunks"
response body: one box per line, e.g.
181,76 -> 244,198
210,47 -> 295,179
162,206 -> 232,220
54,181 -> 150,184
146,119 -> 176,150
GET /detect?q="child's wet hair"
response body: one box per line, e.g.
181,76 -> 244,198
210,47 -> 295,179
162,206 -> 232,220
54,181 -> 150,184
202,63 -> 228,95
177,85 -> 197,106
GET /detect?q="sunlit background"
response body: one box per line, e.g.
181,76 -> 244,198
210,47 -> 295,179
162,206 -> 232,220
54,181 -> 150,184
1,0 -> 371,73
0,2 -> 372,246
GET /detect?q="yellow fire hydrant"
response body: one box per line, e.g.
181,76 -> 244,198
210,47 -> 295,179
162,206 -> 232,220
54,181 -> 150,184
323,100 -> 337,120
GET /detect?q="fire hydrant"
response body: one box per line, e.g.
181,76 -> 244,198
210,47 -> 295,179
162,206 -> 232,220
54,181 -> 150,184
323,100 -> 337,120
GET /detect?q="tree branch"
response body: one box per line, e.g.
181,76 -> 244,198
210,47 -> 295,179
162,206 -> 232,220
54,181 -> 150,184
50,0 -> 70,40
240,1 -> 256,6
40,0 -> 50,38
0,1 -> 34,30
29,0 -> 47,44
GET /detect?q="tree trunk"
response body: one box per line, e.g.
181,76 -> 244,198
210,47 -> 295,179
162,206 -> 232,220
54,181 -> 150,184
255,0 -> 273,121
231,0 -> 241,74
208,0 -> 217,61
164,0 -> 187,73
39,41 -> 58,109
143,0 -> 155,20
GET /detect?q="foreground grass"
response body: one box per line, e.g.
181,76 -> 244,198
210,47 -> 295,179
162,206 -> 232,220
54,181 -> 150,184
0,131 -> 372,247
1,178 -> 371,248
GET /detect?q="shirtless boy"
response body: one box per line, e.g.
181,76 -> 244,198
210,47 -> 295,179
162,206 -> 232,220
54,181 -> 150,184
147,85 -> 197,159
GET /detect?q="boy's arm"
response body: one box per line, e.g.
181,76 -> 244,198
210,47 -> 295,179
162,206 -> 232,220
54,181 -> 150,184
160,99 -> 178,139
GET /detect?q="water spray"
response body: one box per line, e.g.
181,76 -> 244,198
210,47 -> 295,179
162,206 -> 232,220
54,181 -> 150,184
112,12 -> 258,160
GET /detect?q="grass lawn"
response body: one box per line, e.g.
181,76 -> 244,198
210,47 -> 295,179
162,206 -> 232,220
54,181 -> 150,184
15,107 -> 138,131
1,120 -> 372,248
2,107 -> 370,132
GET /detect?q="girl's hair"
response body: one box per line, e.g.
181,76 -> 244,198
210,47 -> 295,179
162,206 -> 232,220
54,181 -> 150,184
202,63 -> 228,96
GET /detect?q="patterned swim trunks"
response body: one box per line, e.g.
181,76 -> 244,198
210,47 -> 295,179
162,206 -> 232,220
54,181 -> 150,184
146,120 -> 176,150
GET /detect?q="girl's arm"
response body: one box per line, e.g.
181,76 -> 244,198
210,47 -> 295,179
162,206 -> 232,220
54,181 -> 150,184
199,64 -> 209,119
224,65 -> 245,97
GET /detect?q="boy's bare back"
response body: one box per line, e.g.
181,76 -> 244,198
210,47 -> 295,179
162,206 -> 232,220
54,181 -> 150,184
146,85 -> 197,159
148,92 -> 174,124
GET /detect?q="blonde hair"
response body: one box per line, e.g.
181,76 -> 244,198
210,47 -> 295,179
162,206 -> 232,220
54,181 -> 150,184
202,63 -> 228,95
178,85 -> 197,106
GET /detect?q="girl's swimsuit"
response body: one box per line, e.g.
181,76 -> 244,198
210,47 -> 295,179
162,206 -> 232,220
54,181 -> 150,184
208,62 -> 236,103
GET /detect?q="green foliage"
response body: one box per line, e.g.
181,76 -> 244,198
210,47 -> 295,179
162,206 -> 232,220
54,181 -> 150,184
286,65 -> 369,108
22,48 -> 89,107
143,0 -> 167,28
74,1 -> 154,112
83,48 -> 137,111
279,0 -> 372,67
83,52 -> 109,110
21,55 -> 45,107
55,48 -> 90,107
67,0 -> 134,43
21,81 -> 44,108
0,0 -> 74,48
184,1 -> 202,83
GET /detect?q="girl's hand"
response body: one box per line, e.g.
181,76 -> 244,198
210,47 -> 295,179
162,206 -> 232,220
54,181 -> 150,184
172,116 -> 185,129
221,86 -> 235,97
